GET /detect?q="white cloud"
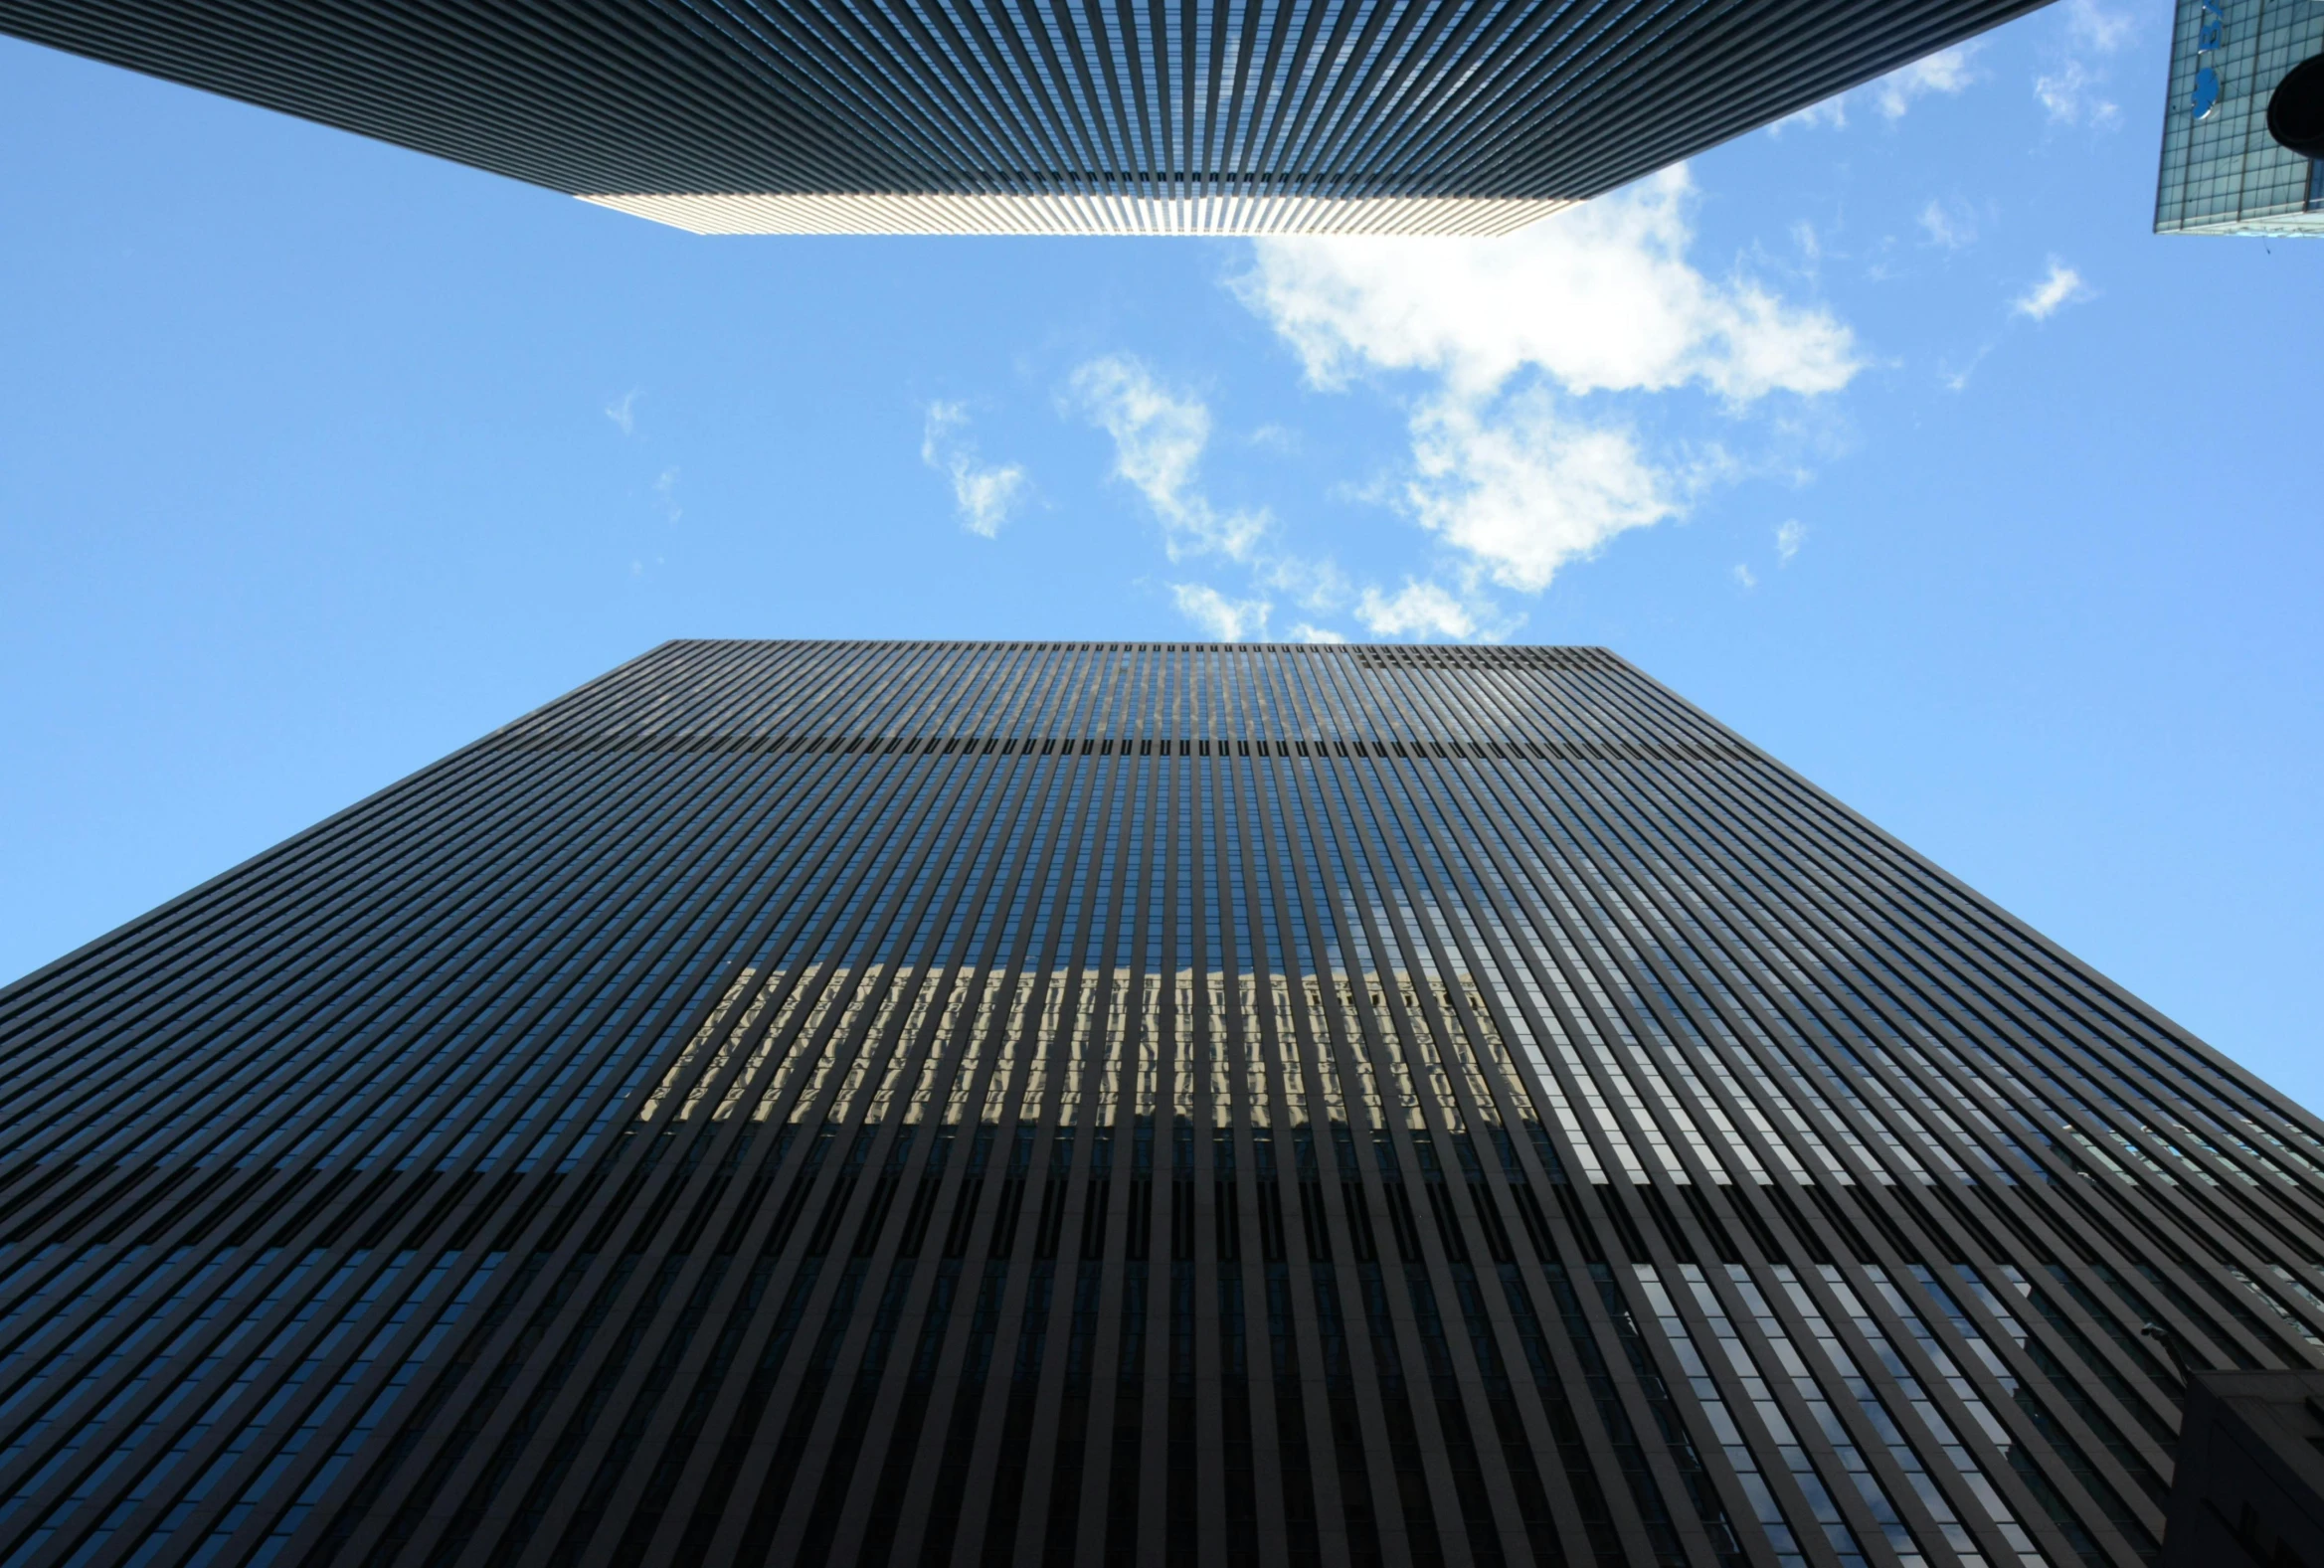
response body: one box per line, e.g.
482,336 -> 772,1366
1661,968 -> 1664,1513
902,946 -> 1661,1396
921,402 -> 1029,538
1918,198 -> 1977,250
1254,552 -> 1350,611
1876,45 -> 1982,118
1776,519 -> 1807,563
605,389 -> 639,435
1771,94 -> 1850,134
1171,583 -> 1271,640
1732,564 -> 1759,590
1070,357 -> 1267,561
2064,0 -> 2134,54
1243,168 -> 1857,406
947,462 -> 1027,538
1938,343 -> 1994,393
654,467 -> 681,524
1403,390 -> 1679,594
1357,581 -> 1484,641
2035,59 -> 2121,125
1235,166 -> 1857,608
1292,623 -> 1348,644
2035,0 -> 2132,125
2013,260 -> 2093,320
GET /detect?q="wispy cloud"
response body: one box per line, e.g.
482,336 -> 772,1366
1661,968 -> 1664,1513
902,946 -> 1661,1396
1171,583 -> 1271,640
2036,0 -> 2133,124
2065,0 -> 2135,52
1938,343 -> 1994,393
605,389 -> 640,436
2035,59 -> 2122,125
1876,45 -> 1982,118
1357,581 -> 1486,641
1253,553 -> 1350,613
1918,198 -> 1977,251
1771,94 -> 1850,134
921,402 -> 1029,538
1063,169 -> 1858,645
654,467 -> 681,524
1069,356 -> 1267,561
1732,563 -> 1759,590
1770,46 -> 1979,134
1235,166 -> 1858,625
2013,260 -> 2093,320
1776,520 -> 1807,563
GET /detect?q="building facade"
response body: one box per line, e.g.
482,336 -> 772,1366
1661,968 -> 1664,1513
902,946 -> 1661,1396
2154,1370 -> 2324,1568
0,0 -> 2047,234
2155,0 -> 2324,235
3,639 -> 2323,1568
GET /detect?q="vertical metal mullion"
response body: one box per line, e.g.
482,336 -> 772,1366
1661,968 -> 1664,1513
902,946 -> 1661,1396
1366,658 -> 1771,1568
661,647 -> 1049,1566
1067,661 -> 1156,1565
1515,752 -> 2203,1523
1608,762 -> 2277,1403
1582,758 -> 2296,1376
1607,650 -> 2324,1211
392,650 -> 1009,1566
1003,730 -> 1121,1551
1260,658 -> 1412,1558
515,746 -> 995,1568
1515,726 -> 2176,1558
265,710 -> 921,1564
1223,670 -> 1324,1562
0,739 -> 804,1567
1295,658 -> 1500,1568
899,726 -> 1094,1563
1654,752 -> 2324,1281
1340,665 -> 1642,1568
1444,729 -> 2124,1563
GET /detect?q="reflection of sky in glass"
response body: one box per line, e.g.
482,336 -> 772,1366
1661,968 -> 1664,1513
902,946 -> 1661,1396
2155,0 -> 2324,233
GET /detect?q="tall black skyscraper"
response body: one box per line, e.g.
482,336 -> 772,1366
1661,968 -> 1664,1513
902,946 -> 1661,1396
0,0 -> 2047,232
3,639 -> 2320,1568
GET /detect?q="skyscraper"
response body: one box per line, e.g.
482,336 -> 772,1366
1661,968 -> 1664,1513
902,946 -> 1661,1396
2154,0 -> 2324,235
3,639 -> 2320,1568
0,0 -> 2048,234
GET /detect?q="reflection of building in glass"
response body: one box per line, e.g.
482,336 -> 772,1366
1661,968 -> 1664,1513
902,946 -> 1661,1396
6,639 -> 2324,1568
2156,1370 -> 2324,1568
2156,0 -> 2324,235
0,0 -> 2052,235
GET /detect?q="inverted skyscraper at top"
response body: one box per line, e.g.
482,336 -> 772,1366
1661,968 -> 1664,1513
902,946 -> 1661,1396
0,0 -> 2049,233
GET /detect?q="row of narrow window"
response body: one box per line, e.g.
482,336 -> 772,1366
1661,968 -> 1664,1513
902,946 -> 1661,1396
0,1106 -> 2180,1568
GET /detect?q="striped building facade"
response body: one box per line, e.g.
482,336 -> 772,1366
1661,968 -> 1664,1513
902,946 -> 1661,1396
1,639 -> 2320,1568
0,0 -> 2049,233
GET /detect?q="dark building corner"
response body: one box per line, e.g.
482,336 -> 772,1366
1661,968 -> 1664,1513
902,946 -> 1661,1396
2164,1371 -> 2324,1568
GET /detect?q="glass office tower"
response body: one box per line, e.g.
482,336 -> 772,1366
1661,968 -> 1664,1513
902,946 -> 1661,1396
0,0 -> 2049,234
3,639 -> 2321,1568
2155,0 -> 2324,234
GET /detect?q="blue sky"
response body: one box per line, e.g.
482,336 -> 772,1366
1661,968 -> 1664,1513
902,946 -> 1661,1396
2,1 -> 2318,1108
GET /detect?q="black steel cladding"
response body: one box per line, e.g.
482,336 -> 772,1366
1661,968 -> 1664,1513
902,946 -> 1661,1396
0,0 -> 2047,208
2,640 -> 2322,1568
